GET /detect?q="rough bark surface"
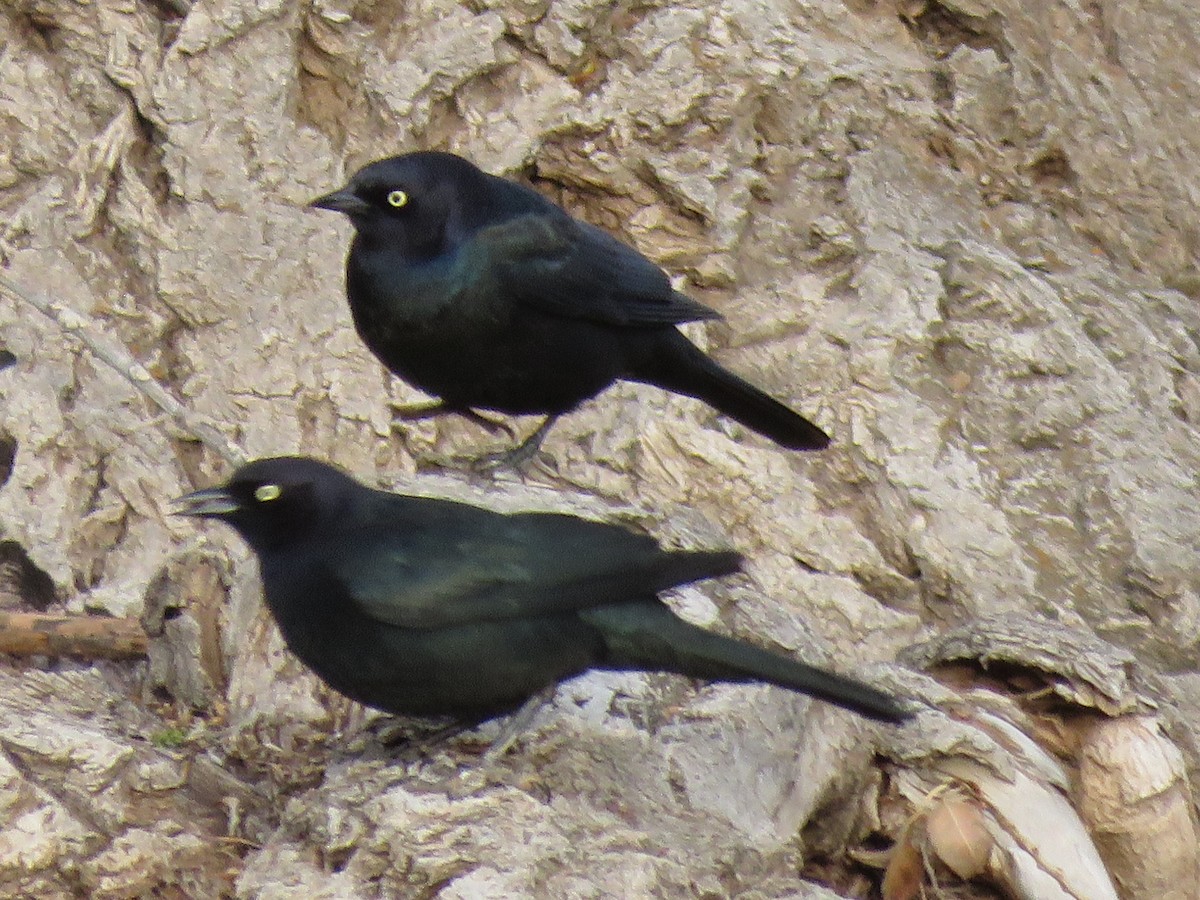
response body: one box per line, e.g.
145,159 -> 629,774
1,0 -> 1199,897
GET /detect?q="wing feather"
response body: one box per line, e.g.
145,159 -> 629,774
333,506 -> 738,629
472,212 -> 720,327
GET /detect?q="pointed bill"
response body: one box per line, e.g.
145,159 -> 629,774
170,487 -> 241,518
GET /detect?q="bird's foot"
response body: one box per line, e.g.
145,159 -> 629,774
433,687 -> 558,798
337,713 -> 471,761
409,447 -> 550,479
466,443 -> 553,478
480,685 -> 556,763
392,401 -> 518,439
378,716 -> 476,750
390,399 -> 449,422
411,415 -> 560,478
467,415 -> 560,476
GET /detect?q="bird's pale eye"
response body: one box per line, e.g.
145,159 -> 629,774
254,484 -> 282,502
386,189 -> 409,208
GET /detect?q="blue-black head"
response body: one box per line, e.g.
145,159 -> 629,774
171,456 -> 361,553
308,152 -> 500,255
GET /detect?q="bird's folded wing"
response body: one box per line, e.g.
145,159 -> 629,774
335,512 -> 738,630
476,213 -> 721,327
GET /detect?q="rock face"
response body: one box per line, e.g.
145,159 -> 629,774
1,0 -> 1199,897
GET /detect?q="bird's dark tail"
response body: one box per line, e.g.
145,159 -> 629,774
626,330 -> 830,450
650,549 -> 742,593
586,602 -> 910,724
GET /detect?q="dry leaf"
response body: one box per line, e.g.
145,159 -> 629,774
882,822 -> 926,900
925,797 -> 992,880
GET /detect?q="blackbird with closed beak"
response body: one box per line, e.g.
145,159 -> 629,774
309,152 -> 830,465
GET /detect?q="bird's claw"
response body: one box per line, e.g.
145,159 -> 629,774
391,402 -> 519,440
470,414 -> 559,475
467,443 -> 554,477
479,685 -> 555,763
410,414 -> 560,477
390,399 -> 450,422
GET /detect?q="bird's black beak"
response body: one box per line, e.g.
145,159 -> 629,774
308,188 -> 371,216
170,487 -> 241,519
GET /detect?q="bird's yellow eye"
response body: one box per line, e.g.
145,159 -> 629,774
387,189 -> 409,208
254,484 -> 282,502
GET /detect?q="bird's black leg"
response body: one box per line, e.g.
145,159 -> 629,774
391,398 -> 450,422
372,715 -> 480,749
366,688 -> 553,763
399,411 -> 559,475
460,409 -> 520,439
480,685 -> 557,762
392,400 -> 518,439
470,415 -> 559,473
340,712 -> 498,769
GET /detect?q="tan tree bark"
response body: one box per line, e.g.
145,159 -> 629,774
1,0 -> 1199,896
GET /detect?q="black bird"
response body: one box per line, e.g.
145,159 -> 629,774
309,152 -> 830,464
172,457 -> 908,728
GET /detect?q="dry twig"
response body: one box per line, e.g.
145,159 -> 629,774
0,271 -> 244,467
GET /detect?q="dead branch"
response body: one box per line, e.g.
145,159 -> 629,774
0,610 -> 147,659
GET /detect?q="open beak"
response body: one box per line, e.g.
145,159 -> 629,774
308,188 -> 371,216
170,487 -> 241,519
